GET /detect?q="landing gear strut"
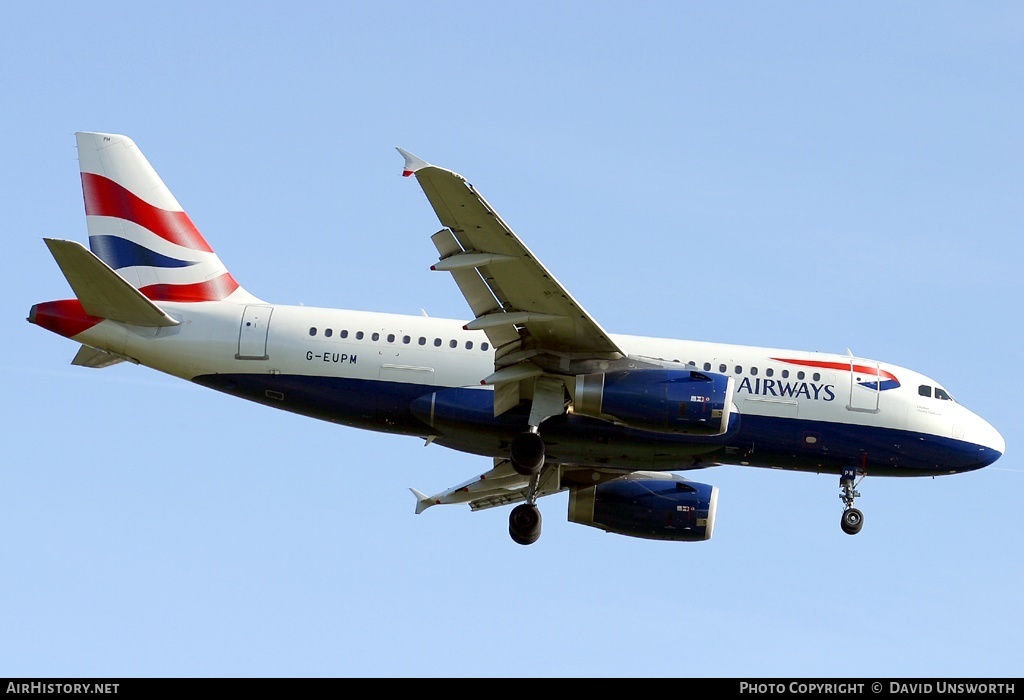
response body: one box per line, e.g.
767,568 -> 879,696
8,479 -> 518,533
508,429 -> 546,545
839,465 -> 864,535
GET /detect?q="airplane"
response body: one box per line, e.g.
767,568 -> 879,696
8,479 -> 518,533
28,132 -> 1005,545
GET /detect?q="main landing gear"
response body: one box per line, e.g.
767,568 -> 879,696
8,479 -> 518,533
508,429 -> 546,545
506,379 -> 566,545
840,465 -> 864,535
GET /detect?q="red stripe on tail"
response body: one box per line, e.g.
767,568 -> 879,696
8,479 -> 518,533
81,173 -> 214,253
28,299 -> 103,338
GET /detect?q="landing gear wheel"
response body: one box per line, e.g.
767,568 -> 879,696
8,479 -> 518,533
841,508 -> 864,535
510,431 -> 545,476
509,503 -> 542,545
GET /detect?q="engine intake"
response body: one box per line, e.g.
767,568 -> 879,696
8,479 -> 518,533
574,368 -> 734,435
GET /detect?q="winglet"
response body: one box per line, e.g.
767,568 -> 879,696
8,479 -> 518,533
410,488 -> 437,515
396,148 -> 430,177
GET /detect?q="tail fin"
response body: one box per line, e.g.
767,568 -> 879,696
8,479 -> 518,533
76,132 -> 259,303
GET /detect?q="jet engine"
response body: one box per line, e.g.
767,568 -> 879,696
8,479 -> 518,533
567,472 -> 718,541
574,368 -> 735,435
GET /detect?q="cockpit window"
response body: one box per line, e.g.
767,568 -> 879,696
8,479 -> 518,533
919,384 -> 954,402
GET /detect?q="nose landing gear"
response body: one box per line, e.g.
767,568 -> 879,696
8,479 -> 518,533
840,465 -> 864,535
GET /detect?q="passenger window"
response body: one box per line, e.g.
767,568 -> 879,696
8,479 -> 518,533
434,338 -> 442,347
482,342 -> 490,351
403,335 -> 410,344
750,367 -> 758,376
813,373 -> 820,381
325,328 -> 333,338
449,339 -> 457,348
371,332 -> 380,341
797,371 -> 805,380
466,341 -> 474,350
782,370 -> 789,378
719,364 -> 727,373
356,331 -> 364,340
418,337 -> 426,346
387,334 -> 395,343
766,368 -> 774,377
309,327 -> 317,336
703,362 -> 711,371
734,366 -> 742,374
919,385 -> 932,398
340,330 -> 349,339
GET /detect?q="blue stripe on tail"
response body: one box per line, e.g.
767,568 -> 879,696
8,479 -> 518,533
89,235 -> 198,271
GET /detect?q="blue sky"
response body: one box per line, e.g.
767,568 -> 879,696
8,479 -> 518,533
2,2 -> 1021,678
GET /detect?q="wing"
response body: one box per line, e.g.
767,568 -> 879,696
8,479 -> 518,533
398,149 -> 626,418
410,459 -> 565,513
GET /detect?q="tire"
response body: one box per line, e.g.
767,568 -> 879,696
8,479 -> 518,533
841,508 -> 864,535
509,503 -> 542,545
510,431 -> 545,475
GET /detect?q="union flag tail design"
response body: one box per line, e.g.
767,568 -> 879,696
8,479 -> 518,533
76,132 -> 256,303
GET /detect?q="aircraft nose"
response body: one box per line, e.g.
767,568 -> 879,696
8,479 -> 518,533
971,415 -> 1005,468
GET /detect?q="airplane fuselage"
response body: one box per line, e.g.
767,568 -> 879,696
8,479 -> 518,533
34,299 -> 1002,478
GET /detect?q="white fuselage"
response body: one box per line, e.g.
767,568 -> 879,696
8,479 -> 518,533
65,299 -> 1004,477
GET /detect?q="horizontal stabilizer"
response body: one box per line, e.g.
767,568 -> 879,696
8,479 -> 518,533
71,344 -> 126,369
43,239 -> 180,327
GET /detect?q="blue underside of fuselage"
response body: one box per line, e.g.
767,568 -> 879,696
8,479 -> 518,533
192,373 -> 1000,477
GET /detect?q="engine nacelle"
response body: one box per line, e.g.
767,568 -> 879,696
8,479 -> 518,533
574,368 -> 735,435
568,473 -> 718,541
